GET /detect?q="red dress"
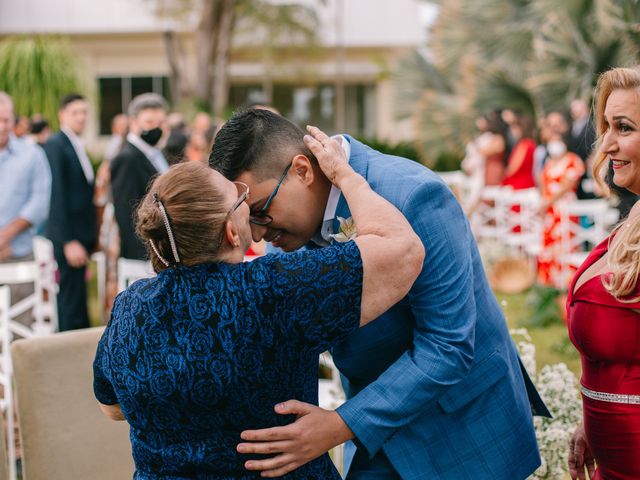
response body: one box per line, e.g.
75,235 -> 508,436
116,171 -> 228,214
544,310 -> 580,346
567,236 -> 640,480
502,138 -> 536,189
538,153 -> 585,287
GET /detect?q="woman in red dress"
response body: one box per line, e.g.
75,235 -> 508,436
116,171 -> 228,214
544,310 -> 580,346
567,66 -> 640,480
538,136 -> 585,287
502,114 -> 536,190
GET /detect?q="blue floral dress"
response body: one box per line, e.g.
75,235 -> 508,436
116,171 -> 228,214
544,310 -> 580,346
93,242 -> 363,479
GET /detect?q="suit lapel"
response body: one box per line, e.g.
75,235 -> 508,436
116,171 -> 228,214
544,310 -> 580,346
128,142 -> 159,176
59,132 -> 93,188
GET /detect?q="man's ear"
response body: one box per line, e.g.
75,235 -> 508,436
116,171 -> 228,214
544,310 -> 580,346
291,154 -> 315,186
224,218 -> 241,248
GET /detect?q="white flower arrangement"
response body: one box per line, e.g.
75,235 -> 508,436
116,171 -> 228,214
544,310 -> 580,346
330,216 -> 357,243
510,329 -> 582,480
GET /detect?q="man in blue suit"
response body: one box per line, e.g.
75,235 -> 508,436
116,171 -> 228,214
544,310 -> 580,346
210,109 -> 548,479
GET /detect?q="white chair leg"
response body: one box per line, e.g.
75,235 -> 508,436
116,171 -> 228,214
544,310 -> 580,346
1,287 -> 16,480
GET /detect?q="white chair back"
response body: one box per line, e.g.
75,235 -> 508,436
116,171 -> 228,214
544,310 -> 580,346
471,186 -> 504,240
116,258 -> 155,293
31,236 -> 58,334
0,237 -> 59,480
559,199 -> 619,284
0,286 -> 16,480
500,188 -> 543,256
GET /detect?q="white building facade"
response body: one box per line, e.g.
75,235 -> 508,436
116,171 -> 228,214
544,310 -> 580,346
0,0 -> 432,151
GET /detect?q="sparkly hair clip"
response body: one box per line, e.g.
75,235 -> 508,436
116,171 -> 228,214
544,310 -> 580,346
149,239 -> 170,267
151,193 -> 181,265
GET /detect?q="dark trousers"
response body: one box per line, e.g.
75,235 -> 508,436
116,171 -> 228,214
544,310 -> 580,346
55,250 -> 90,331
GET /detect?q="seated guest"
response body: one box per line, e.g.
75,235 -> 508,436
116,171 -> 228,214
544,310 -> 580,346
93,128 -> 424,479
0,92 -> 51,322
111,93 -> 169,260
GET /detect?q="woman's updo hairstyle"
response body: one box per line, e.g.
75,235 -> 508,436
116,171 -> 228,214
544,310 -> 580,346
136,162 -> 229,272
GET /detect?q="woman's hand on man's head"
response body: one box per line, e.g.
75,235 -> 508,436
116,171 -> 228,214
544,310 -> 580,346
303,125 -> 351,187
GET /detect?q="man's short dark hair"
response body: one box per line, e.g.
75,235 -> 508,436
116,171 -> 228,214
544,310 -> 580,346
209,109 -> 315,181
60,93 -> 85,110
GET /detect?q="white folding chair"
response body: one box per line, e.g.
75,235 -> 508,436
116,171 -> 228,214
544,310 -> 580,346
470,186 -> 504,241
116,258 -> 155,293
0,237 -> 59,480
500,188 -> 543,256
558,199 -> 619,285
0,286 -> 16,480
31,236 -> 58,335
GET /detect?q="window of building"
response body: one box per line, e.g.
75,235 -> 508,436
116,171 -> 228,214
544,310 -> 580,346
98,76 -> 170,135
229,83 -> 376,138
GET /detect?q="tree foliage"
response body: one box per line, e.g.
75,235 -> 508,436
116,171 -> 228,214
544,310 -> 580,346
0,36 -> 84,130
154,0 -> 321,117
396,0 -> 640,166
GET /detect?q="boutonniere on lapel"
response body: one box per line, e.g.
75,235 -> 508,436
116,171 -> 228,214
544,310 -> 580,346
330,216 -> 357,243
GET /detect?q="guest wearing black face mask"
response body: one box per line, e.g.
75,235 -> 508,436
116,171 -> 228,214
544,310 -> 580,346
111,93 -> 169,260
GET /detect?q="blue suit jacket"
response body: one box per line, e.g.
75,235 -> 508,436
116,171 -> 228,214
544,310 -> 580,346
323,137 -> 544,479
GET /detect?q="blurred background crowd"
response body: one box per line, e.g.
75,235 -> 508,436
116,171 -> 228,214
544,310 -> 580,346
1,1 -> 640,477
0,0 -> 639,330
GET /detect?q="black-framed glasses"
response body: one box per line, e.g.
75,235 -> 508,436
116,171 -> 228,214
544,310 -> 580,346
228,182 -> 250,216
249,163 -> 291,226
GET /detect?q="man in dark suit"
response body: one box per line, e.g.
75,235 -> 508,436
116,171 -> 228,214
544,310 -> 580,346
111,93 -> 169,260
44,93 -> 96,331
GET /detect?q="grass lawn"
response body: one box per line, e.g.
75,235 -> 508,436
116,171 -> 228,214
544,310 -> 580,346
87,261 -> 104,328
496,290 -> 581,379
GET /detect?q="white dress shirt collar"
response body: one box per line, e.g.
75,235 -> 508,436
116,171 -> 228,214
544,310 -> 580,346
61,126 -> 94,184
312,135 -> 350,245
127,133 -> 168,173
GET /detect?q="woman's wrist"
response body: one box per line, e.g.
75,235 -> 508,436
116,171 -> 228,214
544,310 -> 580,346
335,169 -> 366,192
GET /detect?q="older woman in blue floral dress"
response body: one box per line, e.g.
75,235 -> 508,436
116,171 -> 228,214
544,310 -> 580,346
92,126 -> 423,479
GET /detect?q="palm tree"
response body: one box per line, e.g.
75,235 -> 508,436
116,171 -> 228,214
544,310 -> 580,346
0,36 -> 84,130
396,0 -> 640,167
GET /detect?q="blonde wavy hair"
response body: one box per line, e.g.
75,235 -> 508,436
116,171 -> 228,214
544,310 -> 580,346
592,65 -> 640,301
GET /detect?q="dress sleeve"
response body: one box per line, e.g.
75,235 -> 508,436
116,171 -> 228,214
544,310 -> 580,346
244,241 -> 363,353
93,308 -> 119,406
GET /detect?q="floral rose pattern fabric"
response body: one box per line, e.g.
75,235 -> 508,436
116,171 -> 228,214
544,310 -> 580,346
93,241 -> 363,479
